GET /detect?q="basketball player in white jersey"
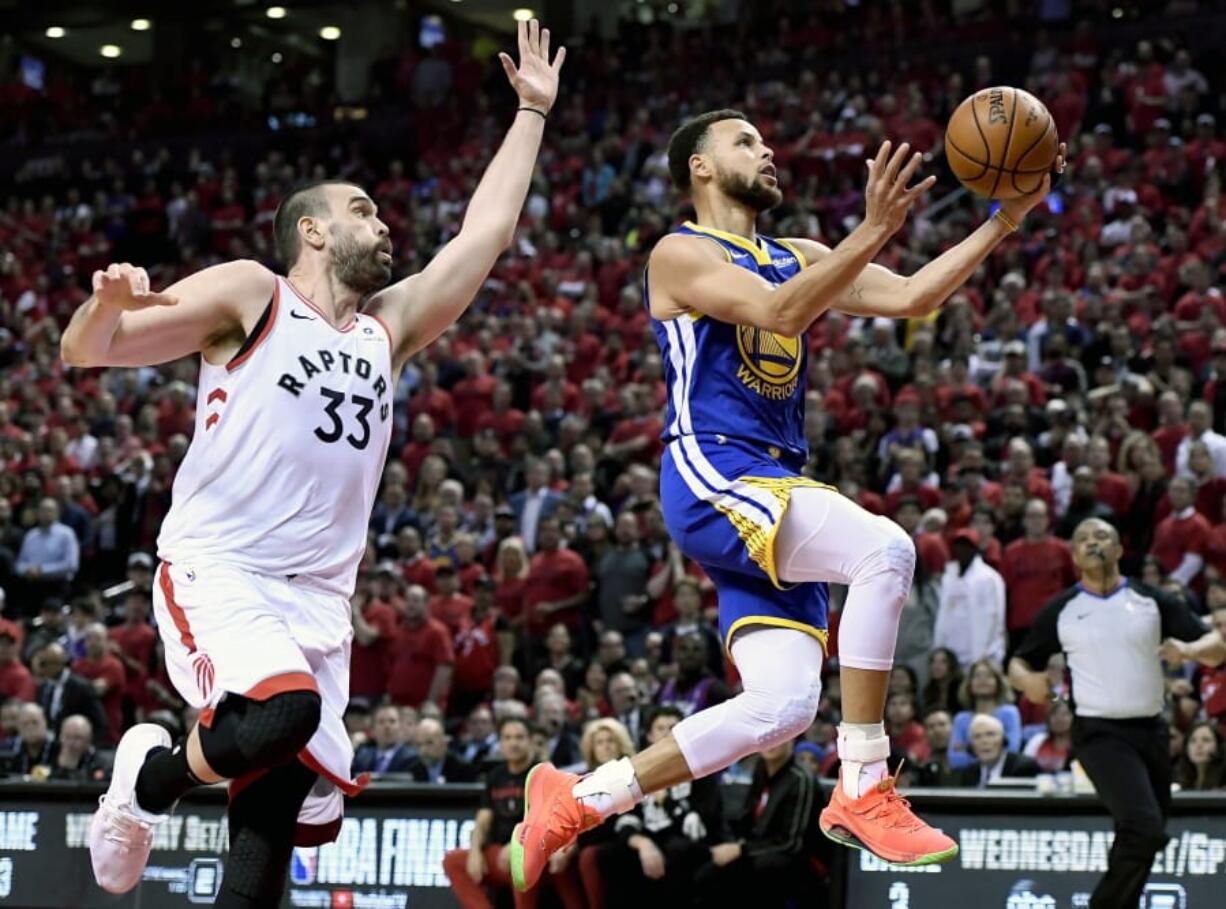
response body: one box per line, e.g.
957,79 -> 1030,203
60,21 -> 563,908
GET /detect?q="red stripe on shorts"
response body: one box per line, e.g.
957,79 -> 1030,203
243,671 -> 320,701
299,747 -> 370,797
158,562 -> 197,654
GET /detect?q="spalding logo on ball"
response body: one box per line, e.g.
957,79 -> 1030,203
945,86 -> 1059,200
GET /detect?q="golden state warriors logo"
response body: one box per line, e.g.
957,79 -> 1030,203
735,326 -> 802,400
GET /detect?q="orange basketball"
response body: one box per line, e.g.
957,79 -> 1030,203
945,86 -> 1059,200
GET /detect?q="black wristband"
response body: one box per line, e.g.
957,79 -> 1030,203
518,106 -> 547,120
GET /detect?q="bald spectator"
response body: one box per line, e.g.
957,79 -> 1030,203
50,714 -> 105,781
1001,500 -> 1077,654
1151,476 -> 1212,586
534,689 -> 581,768
1177,402 -> 1226,479
954,714 -> 1040,787
454,704 -> 499,765
0,620 -> 35,702
387,584 -> 454,710
15,498 -> 79,611
523,516 -> 589,637
0,703 -> 53,776
71,623 -> 125,746
407,717 -> 477,783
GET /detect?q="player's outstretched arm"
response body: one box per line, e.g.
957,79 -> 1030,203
649,141 -> 927,334
366,19 -> 564,368
791,143 -> 1068,320
61,259 -> 275,368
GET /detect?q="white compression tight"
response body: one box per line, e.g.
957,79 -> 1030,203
672,625 -> 823,779
774,485 -> 915,672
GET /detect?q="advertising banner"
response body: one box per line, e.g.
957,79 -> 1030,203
846,811 -> 1226,909
0,798 -> 477,908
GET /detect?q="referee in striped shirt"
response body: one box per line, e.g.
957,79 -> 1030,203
1007,518 -> 1207,909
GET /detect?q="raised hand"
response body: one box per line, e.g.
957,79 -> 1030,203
92,263 -> 178,310
1000,141 -> 1069,223
499,19 -> 565,115
862,141 -> 937,237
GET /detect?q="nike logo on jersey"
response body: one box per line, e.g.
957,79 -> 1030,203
290,310 -> 315,320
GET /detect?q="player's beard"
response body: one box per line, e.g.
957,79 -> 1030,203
330,229 -> 392,296
716,166 -> 782,212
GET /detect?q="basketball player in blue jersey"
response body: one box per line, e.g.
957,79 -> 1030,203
512,110 -> 1065,884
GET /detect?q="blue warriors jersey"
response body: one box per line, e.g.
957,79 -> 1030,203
648,221 -> 810,461
650,221 -> 831,657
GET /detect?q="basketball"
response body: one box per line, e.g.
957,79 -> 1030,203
944,86 -> 1059,199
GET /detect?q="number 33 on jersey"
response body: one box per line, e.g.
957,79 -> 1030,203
158,276 -> 394,596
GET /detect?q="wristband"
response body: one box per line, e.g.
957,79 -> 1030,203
518,106 -> 547,120
994,208 -> 1019,232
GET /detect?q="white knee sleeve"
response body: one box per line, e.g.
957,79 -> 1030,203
775,488 -> 915,672
672,627 -> 823,779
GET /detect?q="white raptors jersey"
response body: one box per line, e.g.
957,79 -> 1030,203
158,277 -> 394,596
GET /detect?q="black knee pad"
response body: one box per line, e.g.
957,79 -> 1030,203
201,690 -> 321,779
236,690 -> 322,766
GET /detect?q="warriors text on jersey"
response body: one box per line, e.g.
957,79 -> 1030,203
650,221 -> 810,461
157,276 -> 394,596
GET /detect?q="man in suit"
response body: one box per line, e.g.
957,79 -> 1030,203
407,717 -> 477,783
533,689 -> 582,769
33,642 -> 109,741
955,713 -> 1040,787
352,704 -> 416,776
509,458 -> 562,552
608,671 -> 650,749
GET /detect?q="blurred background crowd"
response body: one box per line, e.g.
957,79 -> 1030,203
2,0 -> 1226,905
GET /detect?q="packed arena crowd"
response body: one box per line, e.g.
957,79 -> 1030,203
2,1 -> 1226,905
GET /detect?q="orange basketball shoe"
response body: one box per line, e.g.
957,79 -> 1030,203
510,763 -> 603,891
820,768 -> 958,866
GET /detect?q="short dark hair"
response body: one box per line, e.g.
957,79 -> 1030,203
646,704 -> 684,729
667,109 -> 747,192
272,179 -> 358,266
498,716 -> 534,738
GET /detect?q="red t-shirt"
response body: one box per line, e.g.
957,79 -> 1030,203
430,592 -> 475,638
401,556 -> 438,594
0,658 -> 35,702
1095,472 -> 1133,517
496,578 -> 527,624
351,601 -> 398,700
456,563 -> 488,596
452,375 -> 498,437
1151,511 -> 1212,574
109,623 -> 158,707
408,387 -> 456,434
1206,524 -> 1226,578
386,618 -> 454,708
1199,665 -> 1226,723
453,613 -> 507,696
1151,425 -> 1188,472
916,532 -> 950,576
1001,537 -> 1078,632
72,655 -> 126,744
523,548 -> 590,634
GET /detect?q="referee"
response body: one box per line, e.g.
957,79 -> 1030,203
1007,518 -> 1206,909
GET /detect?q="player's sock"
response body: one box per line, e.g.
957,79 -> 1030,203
135,742 -> 204,814
572,757 -> 644,820
838,722 -> 890,799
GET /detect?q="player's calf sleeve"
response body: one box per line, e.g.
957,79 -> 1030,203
672,626 -> 823,779
201,690 -> 322,779
214,760 -> 317,909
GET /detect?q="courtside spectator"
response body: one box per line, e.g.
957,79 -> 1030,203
352,704 -> 416,776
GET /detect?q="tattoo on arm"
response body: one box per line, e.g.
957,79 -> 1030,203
850,282 -> 865,302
